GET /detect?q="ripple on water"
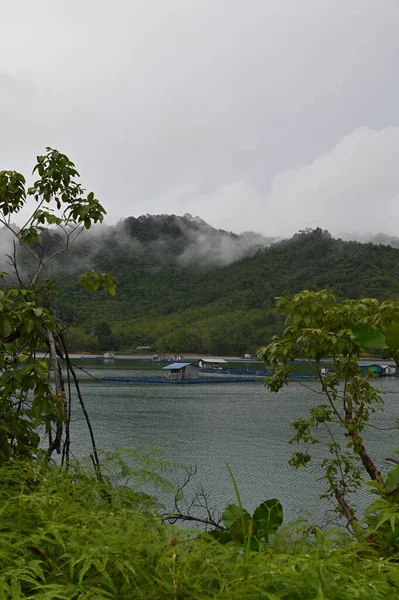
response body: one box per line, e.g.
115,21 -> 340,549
67,365 -> 399,524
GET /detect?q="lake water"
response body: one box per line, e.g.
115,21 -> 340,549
66,359 -> 399,525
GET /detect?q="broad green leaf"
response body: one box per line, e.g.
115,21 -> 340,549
222,504 -> 242,529
352,321 -> 388,349
222,504 -> 251,531
385,320 -> 399,350
253,498 -> 283,537
248,535 -> 260,550
229,514 -> 254,543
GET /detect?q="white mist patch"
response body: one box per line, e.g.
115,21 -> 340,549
176,223 -> 271,267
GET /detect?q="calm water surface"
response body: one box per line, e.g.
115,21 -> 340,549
67,360 -> 399,524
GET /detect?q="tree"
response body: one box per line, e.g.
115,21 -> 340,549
0,148 -> 117,467
94,321 -> 112,337
258,290 -> 399,529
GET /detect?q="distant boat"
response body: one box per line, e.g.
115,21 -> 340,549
103,352 -> 115,360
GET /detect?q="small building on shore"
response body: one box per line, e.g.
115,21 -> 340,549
162,362 -> 200,380
359,363 -> 396,377
198,357 -> 227,370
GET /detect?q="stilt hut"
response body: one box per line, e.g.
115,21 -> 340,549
162,362 -> 199,380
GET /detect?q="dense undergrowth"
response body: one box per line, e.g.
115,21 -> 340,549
1,458 -> 399,599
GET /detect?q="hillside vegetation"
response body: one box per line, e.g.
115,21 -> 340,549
5,216 -> 399,353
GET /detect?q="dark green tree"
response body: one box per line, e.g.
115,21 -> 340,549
94,321 -> 112,337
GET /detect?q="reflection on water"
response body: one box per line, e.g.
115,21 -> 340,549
66,359 -> 399,524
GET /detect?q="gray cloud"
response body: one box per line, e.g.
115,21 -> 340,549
1,0 -> 399,238
193,126 -> 399,237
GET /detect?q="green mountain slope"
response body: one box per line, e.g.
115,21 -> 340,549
60,225 -> 399,354
4,216 -> 399,354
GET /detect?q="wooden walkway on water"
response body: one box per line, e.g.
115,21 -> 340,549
102,376 -> 257,384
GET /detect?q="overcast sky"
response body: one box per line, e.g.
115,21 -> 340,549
1,0 -> 399,237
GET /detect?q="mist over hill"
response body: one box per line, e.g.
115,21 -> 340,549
339,231 -> 399,249
0,213 -> 275,281
94,213 -> 275,268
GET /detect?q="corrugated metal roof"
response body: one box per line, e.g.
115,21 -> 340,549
163,362 -> 191,370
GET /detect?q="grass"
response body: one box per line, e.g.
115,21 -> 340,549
0,458 -> 398,599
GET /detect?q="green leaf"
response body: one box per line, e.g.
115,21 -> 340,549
253,498 -> 283,538
207,530 -> 233,544
385,320 -> 399,350
229,514 -> 253,543
222,504 -> 244,530
24,319 -> 35,335
0,317 -> 12,339
352,321 -> 388,349
386,466 -> 399,492
106,283 -> 117,296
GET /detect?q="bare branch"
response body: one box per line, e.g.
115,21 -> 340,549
59,331 -> 104,483
161,466 -> 224,530
19,196 -> 45,232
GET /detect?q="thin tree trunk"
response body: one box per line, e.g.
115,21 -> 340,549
46,328 -> 66,457
351,432 -> 383,483
61,358 -> 71,466
335,490 -> 357,524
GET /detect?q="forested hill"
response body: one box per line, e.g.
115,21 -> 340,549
5,217 -> 399,354
54,224 -> 399,354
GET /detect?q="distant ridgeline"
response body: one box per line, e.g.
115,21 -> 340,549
3,216 -> 399,355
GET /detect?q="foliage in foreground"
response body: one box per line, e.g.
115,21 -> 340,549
1,460 -> 399,599
259,290 -> 399,527
0,148 -> 117,467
